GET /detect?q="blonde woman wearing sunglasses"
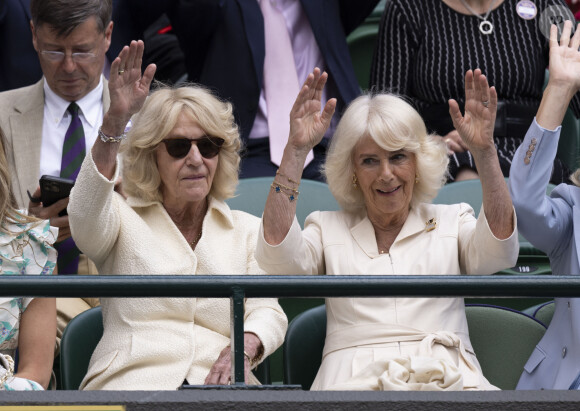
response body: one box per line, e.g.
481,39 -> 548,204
67,40 -> 287,390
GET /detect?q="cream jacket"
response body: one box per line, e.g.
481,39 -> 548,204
256,203 -> 518,390
68,153 -> 287,390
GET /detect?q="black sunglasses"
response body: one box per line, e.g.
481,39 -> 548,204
161,136 -> 225,159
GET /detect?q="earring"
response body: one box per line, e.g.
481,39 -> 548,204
415,175 -> 419,184
352,174 -> 358,189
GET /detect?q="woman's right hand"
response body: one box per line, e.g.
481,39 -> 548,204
286,68 -> 336,158
104,40 -> 156,133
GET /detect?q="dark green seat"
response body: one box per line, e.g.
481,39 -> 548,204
522,300 -> 555,328
60,306 -> 104,390
283,304 -> 546,390
465,304 -> 546,390
60,306 -> 270,389
432,178 -> 555,260
225,177 -> 340,227
283,304 -> 326,389
346,0 -> 384,90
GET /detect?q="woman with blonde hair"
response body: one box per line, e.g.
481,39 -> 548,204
256,66 -> 518,390
68,41 -> 286,390
0,127 -> 57,390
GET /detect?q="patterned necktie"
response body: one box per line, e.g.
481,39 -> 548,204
55,102 -> 86,274
60,102 -> 86,180
259,0 -> 313,166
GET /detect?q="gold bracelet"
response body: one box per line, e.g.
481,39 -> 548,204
276,169 -> 299,185
271,182 -> 299,202
272,179 -> 299,193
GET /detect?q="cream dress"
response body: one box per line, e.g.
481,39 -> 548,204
256,202 -> 519,390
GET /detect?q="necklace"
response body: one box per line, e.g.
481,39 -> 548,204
459,0 -> 499,35
189,230 -> 202,248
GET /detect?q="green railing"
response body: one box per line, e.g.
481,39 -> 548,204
2,275 -> 579,385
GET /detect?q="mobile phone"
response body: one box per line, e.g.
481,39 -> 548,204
39,175 -> 75,216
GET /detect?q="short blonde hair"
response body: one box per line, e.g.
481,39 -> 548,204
323,93 -> 449,213
121,84 -> 241,203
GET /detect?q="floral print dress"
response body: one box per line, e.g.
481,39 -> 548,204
0,217 -> 57,390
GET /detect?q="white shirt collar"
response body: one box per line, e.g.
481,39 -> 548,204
43,76 -> 104,127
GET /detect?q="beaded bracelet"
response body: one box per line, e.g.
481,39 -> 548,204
276,169 -> 299,186
98,126 -> 127,143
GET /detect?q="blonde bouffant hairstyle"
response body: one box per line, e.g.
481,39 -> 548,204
323,93 -> 449,213
121,84 -> 241,203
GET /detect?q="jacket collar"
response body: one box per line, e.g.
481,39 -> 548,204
351,204 -> 435,258
126,195 -> 235,229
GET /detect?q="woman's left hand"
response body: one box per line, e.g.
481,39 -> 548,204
448,69 -> 497,157
106,40 -> 156,128
204,333 -> 263,385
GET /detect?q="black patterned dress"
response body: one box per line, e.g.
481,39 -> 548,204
370,0 -> 580,183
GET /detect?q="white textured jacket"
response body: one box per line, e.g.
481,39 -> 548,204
68,153 -> 287,390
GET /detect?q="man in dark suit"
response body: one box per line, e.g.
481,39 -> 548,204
0,0 -> 42,91
113,0 -> 379,181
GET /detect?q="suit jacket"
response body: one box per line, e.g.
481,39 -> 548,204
256,203 -> 518,389
69,153 -> 287,390
112,0 -> 378,140
0,79 -> 111,208
509,120 -> 580,390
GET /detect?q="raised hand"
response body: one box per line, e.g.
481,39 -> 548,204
287,68 -> 336,157
107,40 -> 157,126
547,21 -> 580,93
448,69 -> 497,157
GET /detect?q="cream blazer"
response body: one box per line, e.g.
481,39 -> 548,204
68,153 -> 287,390
256,203 -> 518,390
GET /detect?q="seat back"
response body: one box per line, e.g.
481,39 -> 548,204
522,300 -> 556,328
465,304 -> 547,390
226,177 -> 340,227
60,306 -> 104,390
60,307 -> 271,388
283,304 -> 326,389
432,179 -> 555,264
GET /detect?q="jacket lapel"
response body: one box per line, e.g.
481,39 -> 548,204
237,0 -> 265,88
9,80 -> 45,207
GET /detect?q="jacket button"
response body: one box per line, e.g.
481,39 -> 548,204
524,157 -> 530,165
562,347 -> 567,358
531,138 -> 537,144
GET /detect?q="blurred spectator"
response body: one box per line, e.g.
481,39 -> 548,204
0,126 -> 57,391
111,0 -> 379,181
0,0 -> 42,91
370,0 -> 580,184
0,0 -> 115,347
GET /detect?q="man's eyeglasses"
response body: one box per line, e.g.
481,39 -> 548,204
161,136 -> 225,159
40,50 -> 97,63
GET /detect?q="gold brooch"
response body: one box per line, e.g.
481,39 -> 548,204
425,218 -> 437,232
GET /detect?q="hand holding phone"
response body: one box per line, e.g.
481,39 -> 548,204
39,175 -> 75,216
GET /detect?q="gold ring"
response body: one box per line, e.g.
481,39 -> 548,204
482,100 -> 489,107
444,138 -> 451,144
118,69 -> 125,75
